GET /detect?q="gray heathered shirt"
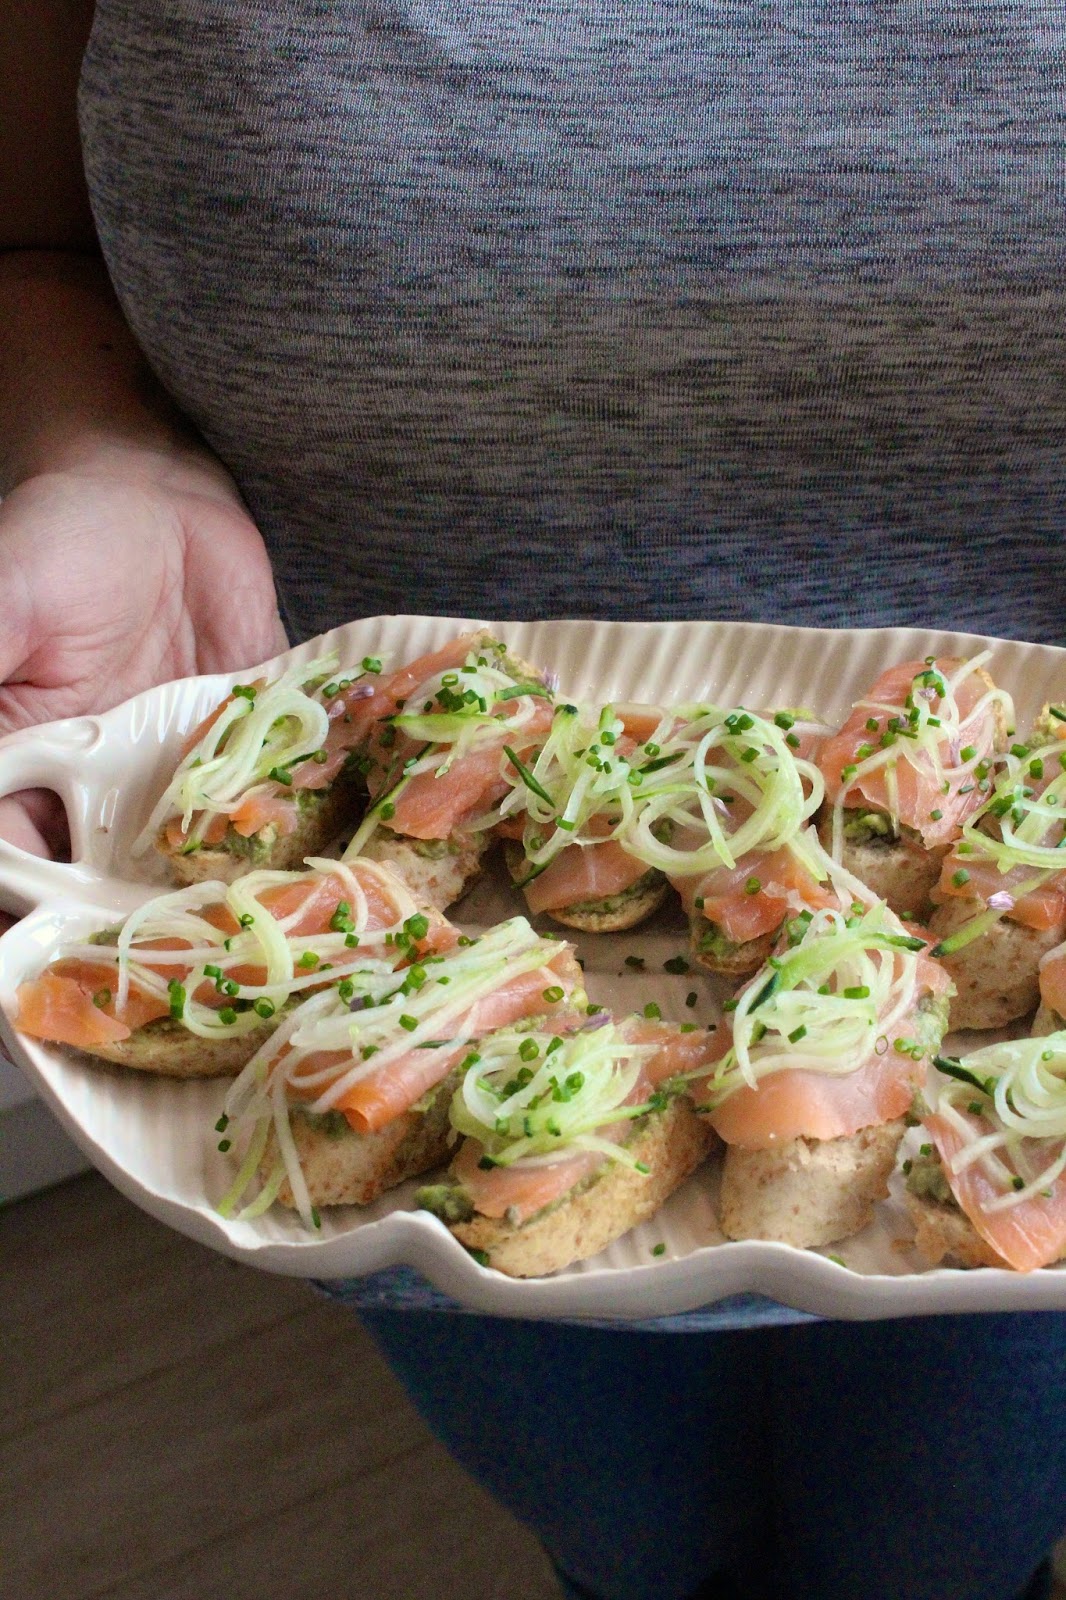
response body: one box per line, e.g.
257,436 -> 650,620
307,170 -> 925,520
77,3 -> 1066,1321
80,0 -> 1066,646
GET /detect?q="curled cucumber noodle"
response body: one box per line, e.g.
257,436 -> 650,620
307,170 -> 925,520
134,653 -> 341,853
451,1023 -> 661,1172
932,1033 -> 1066,1212
829,652 -> 1013,860
956,736 -> 1066,875
490,701 -> 825,880
60,862 -> 420,1041
705,901 -> 924,1106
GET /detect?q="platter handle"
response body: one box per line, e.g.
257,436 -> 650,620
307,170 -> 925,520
0,720 -> 118,916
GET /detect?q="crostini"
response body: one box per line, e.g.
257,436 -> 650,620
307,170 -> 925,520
138,652 -> 385,883
497,699 -> 829,971
417,1014 -> 720,1276
817,656 -> 1011,919
698,896 -> 951,1248
905,1033 -> 1066,1272
215,917 -> 586,1221
342,633 -> 555,909
15,859 -> 445,1078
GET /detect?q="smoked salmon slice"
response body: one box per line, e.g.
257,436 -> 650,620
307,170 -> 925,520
522,838 -> 652,915
674,846 -> 835,947
925,1108 -> 1066,1273
819,658 -> 1006,849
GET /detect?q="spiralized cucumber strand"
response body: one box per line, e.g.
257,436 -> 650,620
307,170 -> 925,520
933,1033 -> 1066,1211
450,1023 -> 659,1171
298,922 -> 573,1112
956,736 -> 1066,875
829,652 -> 1013,857
133,653 -> 340,852
705,901 -> 924,1105
59,862 -> 420,1040
488,701 -> 824,879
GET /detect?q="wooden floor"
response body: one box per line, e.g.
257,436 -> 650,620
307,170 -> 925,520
1,1174 -> 560,1600
4,1174 -> 1066,1600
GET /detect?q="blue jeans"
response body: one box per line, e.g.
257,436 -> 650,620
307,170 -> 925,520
349,1295 -> 1066,1600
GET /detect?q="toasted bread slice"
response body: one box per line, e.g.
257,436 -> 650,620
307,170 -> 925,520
267,1068 -> 463,1210
424,1099 -> 714,1277
718,1119 -> 906,1248
164,776 -> 361,886
927,899 -> 1061,1030
359,831 -> 488,912
816,812 -> 944,920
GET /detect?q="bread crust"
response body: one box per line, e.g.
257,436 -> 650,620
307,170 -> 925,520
1033,1000 -> 1065,1037
445,1101 -> 716,1277
927,899 -> 1062,1030
75,1013 -> 280,1079
718,1119 -> 906,1248
903,1189 -> 1006,1269
689,923 -> 776,980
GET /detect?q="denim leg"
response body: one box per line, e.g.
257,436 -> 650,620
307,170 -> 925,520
359,1308 -> 770,1600
765,1313 -> 1066,1600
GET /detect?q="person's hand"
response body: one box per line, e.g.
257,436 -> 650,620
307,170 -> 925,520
0,440 -> 288,865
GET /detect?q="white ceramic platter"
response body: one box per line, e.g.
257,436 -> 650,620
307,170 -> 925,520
2,615 -> 1065,1321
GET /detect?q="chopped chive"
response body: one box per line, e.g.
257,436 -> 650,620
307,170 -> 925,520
503,745 -> 554,803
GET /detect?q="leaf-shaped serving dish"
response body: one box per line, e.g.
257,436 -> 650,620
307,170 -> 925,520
2,615 -> 1065,1320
